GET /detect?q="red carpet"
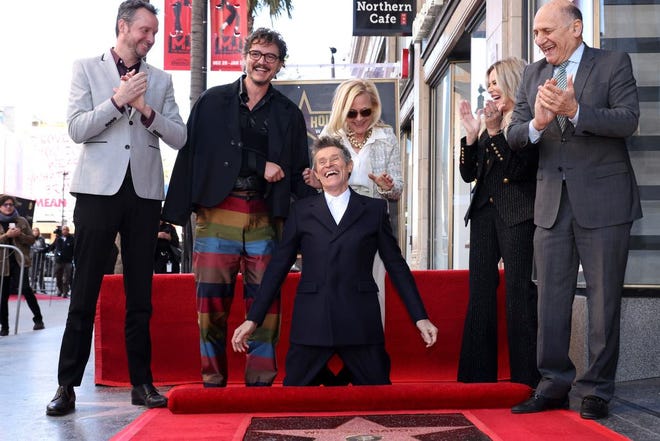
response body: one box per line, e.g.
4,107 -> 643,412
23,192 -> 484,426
94,270 -> 510,386
112,408 -> 630,440
167,382 -> 531,414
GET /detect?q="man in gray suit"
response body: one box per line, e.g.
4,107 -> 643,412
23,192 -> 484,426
508,0 -> 641,420
47,0 -> 186,416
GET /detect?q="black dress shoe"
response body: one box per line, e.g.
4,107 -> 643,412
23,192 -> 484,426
511,393 -> 569,414
0,328 -> 8,336
580,395 -> 609,419
46,386 -> 76,416
33,321 -> 45,330
131,384 -> 168,408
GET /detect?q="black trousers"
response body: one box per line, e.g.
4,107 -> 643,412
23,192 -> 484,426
283,343 -> 391,386
57,175 -> 160,387
458,203 -> 540,387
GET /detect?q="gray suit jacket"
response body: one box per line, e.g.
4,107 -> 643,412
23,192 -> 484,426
508,45 -> 641,229
67,49 -> 186,200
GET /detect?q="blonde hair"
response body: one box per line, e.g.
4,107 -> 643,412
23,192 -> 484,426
486,57 -> 527,129
325,79 -> 386,135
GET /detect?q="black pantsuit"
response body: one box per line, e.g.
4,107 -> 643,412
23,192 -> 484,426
458,204 -> 538,386
57,174 -> 160,387
457,131 -> 540,387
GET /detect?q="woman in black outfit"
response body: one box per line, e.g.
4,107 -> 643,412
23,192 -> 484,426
457,58 -> 540,387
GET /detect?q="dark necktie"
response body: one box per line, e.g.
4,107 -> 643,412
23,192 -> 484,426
554,61 -> 569,132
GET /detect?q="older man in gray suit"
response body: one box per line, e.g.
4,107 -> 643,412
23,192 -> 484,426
507,0 -> 641,420
47,0 -> 186,416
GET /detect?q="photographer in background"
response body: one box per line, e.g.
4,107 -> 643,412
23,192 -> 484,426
48,226 -> 75,298
30,228 -> 48,292
154,220 -> 180,274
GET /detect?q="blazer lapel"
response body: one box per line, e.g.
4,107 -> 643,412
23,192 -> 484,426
332,190 -> 366,242
309,194 -> 337,234
100,50 -> 121,92
131,62 -> 152,120
573,45 -> 595,103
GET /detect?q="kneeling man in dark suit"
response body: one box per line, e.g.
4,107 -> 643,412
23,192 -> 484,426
232,136 -> 438,385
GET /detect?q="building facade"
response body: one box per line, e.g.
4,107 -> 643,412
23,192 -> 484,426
349,0 -> 659,381
351,0 -> 659,287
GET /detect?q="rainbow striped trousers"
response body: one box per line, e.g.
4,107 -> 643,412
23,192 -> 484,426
193,192 -> 281,386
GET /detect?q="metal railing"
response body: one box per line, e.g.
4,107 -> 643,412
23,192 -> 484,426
0,245 -> 25,335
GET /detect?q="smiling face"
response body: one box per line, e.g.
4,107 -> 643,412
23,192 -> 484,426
117,7 -> 158,64
533,1 -> 583,66
346,93 -> 374,137
487,69 -> 514,114
313,146 -> 353,196
244,41 -> 282,87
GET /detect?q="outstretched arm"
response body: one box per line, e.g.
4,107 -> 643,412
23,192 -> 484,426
232,321 -> 257,352
416,319 -> 438,348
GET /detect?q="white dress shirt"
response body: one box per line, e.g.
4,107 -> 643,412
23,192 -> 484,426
324,188 -> 351,225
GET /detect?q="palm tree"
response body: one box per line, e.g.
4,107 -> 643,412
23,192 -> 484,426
246,0 -> 294,31
190,0 -> 208,104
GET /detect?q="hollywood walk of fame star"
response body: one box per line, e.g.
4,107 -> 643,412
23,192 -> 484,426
250,415 -> 475,440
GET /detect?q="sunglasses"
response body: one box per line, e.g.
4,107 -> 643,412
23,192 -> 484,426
346,108 -> 372,119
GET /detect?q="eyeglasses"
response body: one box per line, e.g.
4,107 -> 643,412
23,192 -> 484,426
247,50 -> 280,64
346,108 -> 372,119
1,203 -> 14,208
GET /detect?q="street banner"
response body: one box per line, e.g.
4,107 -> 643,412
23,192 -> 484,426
210,0 -> 247,71
353,0 -> 415,36
164,0 -> 193,70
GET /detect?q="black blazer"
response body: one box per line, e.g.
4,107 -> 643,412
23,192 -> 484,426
459,131 -> 538,227
162,78 -> 315,225
247,190 -> 429,347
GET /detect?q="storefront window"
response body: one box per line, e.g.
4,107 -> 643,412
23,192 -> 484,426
430,73 -> 451,269
600,1 -> 660,286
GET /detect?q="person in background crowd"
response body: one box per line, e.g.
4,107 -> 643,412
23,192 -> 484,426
163,27 -> 315,388
154,220 -> 180,273
0,195 -> 45,336
48,226 -> 75,298
30,227 -> 48,292
232,136 -> 437,385
46,0 -> 187,416
509,0 -> 641,420
303,79 -> 403,324
456,57 -> 540,388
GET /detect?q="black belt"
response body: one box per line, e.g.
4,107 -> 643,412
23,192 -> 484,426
233,175 -> 265,192
229,191 -> 263,201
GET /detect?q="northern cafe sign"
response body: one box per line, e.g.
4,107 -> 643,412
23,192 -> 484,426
353,0 -> 415,36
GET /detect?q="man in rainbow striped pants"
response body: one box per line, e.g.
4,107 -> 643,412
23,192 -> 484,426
163,28 -> 315,386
